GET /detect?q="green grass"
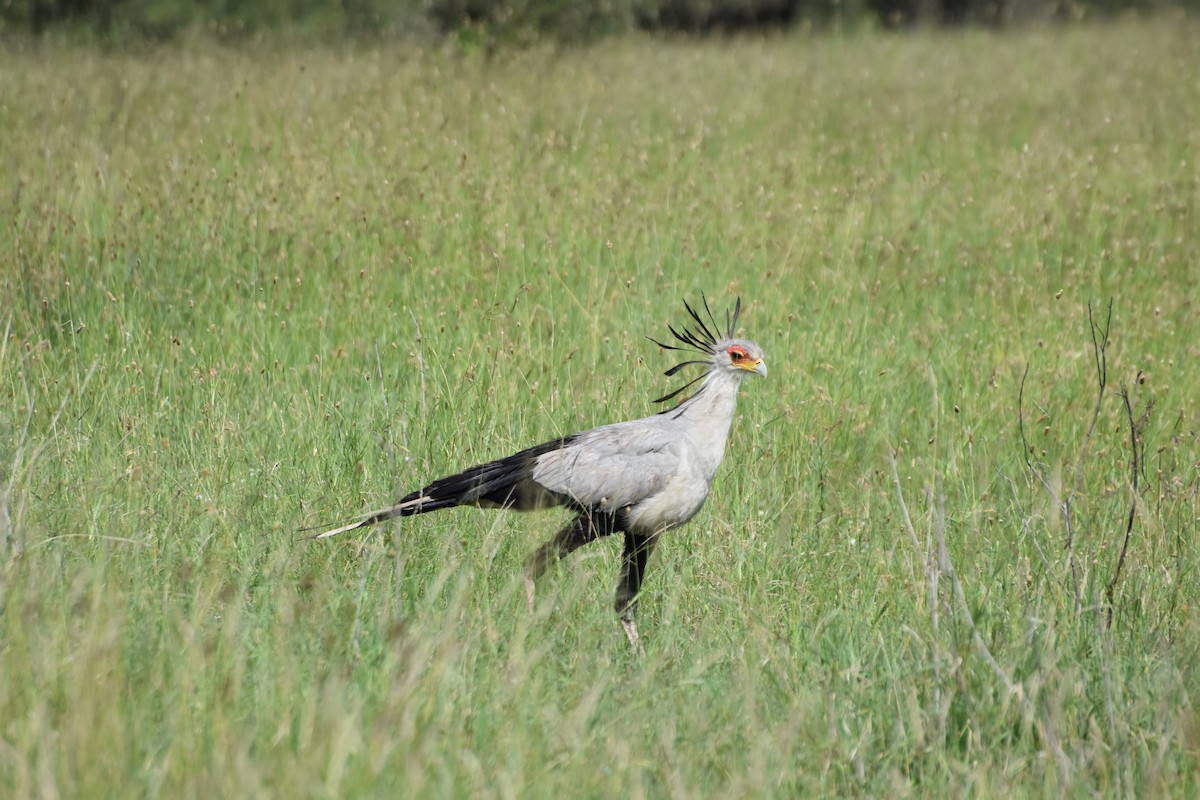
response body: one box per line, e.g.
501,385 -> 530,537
2,17 -> 1199,797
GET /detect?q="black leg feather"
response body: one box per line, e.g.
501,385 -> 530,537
523,511 -> 621,582
615,532 -> 660,621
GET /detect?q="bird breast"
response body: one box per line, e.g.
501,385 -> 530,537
623,468 -> 712,534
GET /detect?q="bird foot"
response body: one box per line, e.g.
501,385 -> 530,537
524,577 -> 536,614
622,618 -> 641,650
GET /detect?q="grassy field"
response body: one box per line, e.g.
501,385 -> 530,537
2,16 -> 1199,797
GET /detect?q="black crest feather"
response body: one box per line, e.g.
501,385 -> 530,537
648,295 -> 743,412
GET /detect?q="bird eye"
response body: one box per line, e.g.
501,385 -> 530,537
729,348 -> 745,361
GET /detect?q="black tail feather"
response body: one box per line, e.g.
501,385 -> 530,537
405,454 -> 533,511
322,435 -> 578,534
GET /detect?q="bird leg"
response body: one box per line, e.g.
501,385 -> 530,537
615,532 -> 659,647
524,576 -> 537,614
522,512 -> 613,612
622,618 -> 640,648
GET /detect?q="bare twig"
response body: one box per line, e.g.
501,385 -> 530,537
1069,300 -> 1112,505
1105,373 -> 1144,627
1017,300 -> 1112,616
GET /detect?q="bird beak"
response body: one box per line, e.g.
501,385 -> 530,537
753,359 -> 767,378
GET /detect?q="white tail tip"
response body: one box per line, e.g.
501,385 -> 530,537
310,519 -> 366,540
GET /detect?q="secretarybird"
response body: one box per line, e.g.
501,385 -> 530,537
308,297 -> 767,645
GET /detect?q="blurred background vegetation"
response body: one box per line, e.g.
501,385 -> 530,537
3,0 -> 1195,43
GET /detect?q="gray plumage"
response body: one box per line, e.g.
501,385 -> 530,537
308,297 -> 767,645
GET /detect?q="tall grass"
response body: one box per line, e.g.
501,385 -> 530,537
2,18 -> 1198,797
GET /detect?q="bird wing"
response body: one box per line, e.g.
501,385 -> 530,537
530,420 -> 681,512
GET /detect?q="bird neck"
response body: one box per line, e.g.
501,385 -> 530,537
674,367 -> 742,427
671,367 -> 744,484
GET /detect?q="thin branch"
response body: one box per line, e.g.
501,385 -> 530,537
1137,397 -> 1155,499
1017,364 -> 1037,474
1089,300 -> 1111,390
1068,300 -> 1111,505
1017,365 -> 1058,502
1018,300 -> 1112,616
1106,373 -> 1143,627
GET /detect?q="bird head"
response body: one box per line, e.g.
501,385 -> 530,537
719,340 -> 768,379
648,296 -> 767,409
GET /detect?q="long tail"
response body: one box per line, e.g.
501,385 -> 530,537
305,435 -> 577,540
